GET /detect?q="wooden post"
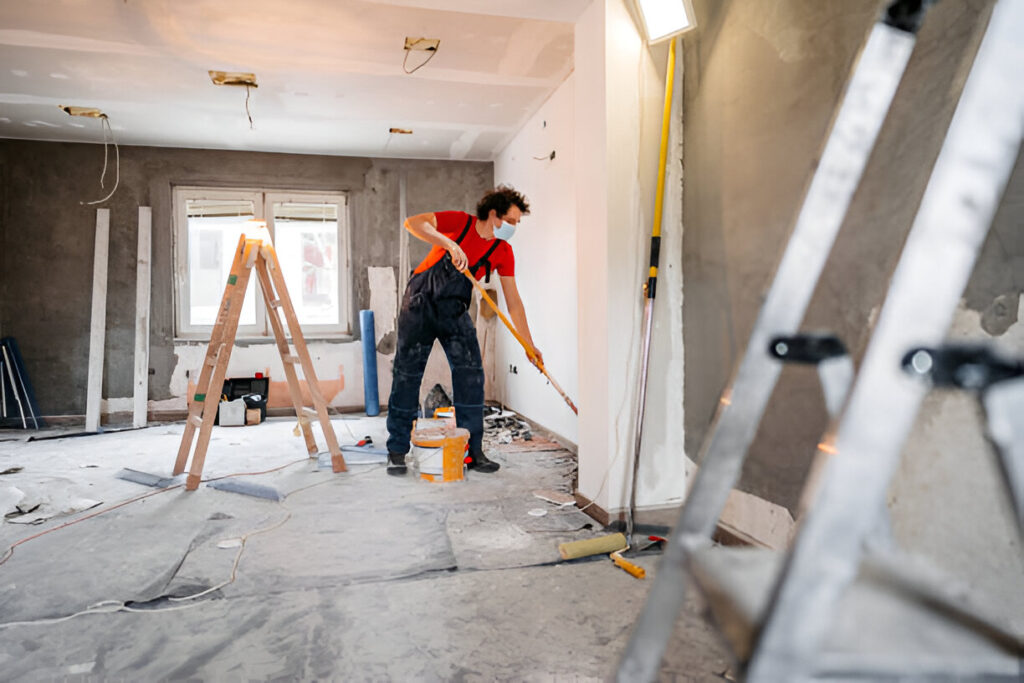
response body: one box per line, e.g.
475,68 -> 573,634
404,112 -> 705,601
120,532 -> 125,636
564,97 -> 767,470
398,171 -> 409,308
85,208 -> 109,432
133,207 -> 152,429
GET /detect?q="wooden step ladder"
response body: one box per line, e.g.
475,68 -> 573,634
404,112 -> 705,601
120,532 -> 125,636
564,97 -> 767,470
617,0 -> 1024,680
173,227 -> 346,491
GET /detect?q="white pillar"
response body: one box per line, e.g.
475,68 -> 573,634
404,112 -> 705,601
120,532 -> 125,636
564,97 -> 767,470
85,208 -> 110,432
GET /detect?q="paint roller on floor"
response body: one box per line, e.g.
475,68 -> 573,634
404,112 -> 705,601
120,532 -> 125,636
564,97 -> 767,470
558,532 -> 646,579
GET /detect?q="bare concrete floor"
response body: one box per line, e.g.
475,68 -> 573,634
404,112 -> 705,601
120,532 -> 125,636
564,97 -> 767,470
0,416 -> 730,681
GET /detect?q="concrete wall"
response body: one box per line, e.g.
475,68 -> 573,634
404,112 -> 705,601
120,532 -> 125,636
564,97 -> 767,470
681,0 -> 998,512
0,140 -> 491,418
492,73 -> 580,446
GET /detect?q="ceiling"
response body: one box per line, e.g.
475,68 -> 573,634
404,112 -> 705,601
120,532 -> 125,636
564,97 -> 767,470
0,0 -> 590,161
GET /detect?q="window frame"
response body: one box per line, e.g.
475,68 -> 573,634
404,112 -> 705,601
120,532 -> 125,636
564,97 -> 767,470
173,186 -> 352,341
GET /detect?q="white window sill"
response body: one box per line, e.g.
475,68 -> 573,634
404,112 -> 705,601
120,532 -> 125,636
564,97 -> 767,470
173,334 -> 356,345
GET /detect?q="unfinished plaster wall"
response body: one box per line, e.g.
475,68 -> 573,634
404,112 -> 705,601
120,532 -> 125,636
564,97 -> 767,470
681,0 -> 998,512
0,140 -> 490,418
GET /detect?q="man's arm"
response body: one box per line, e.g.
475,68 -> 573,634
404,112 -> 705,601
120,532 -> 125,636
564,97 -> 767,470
404,212 -> 468,270
499,275 -> 544,367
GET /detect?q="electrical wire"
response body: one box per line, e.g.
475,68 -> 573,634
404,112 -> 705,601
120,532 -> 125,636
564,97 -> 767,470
0,484 -> 181,568
403,41 -> 438,74
0,458 -> 386,629
0,454 -> 320,569
82,115 -> 120,206
245,85 -> 254,129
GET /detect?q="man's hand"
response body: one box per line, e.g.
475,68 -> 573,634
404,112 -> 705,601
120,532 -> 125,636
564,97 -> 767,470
529,347 -> 544,370
447,241 -> 468,271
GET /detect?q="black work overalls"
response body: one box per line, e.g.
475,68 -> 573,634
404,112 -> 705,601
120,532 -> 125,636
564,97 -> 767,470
386,216 -> 504,457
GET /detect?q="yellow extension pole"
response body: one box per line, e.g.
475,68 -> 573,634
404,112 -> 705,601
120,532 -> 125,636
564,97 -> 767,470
627,38 -> 677,546
461,270 -> 579,415
649,37 -> 675,291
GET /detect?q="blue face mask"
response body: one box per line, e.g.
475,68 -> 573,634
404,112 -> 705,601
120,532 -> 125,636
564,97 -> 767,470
493,220 -> 516,241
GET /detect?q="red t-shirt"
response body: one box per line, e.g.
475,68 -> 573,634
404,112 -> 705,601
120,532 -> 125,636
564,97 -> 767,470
413,211 -> 515,279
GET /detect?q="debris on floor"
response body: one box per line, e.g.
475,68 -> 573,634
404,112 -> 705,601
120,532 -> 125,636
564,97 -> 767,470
3,487 -> 102,524
423,383 -> 452,417
532,489 -> 576,507
483,407 -> 533,444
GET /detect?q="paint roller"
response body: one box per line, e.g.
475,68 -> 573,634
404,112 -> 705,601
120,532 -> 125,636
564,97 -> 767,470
558,533 -> 646,579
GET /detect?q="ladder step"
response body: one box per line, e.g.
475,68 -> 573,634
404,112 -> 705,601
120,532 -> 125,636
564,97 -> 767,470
270,299 -> 282,308
283,354 -> 300,364
189,414 -> 204,428
301,406 -> 317,417
204,355 -> 217,367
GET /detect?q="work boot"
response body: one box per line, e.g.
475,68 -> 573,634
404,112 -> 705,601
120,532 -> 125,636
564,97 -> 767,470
465,451 -> 500,473
387,452 -> 407,476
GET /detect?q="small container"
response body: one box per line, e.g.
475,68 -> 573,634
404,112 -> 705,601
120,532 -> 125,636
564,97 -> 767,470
411,425 -> 468,483
218,398 -> 246,427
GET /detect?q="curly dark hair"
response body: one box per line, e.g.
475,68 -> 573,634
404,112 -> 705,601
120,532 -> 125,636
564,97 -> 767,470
475,185 -> 531,220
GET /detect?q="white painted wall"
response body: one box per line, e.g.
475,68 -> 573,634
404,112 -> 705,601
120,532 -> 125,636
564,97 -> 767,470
493,73 -> 580,445
574,0 -> 688,515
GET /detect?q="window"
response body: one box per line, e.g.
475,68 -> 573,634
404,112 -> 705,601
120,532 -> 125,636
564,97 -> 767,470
174,187 -> 350,339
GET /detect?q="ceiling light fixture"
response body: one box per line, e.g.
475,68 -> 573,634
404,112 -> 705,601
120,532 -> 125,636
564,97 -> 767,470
208,71 -> 258,87
209,71 -> 258,129
403,38 -> 440,75
632,0 -> 697,43
59,105 -> 105,118
404,37 -> 440,52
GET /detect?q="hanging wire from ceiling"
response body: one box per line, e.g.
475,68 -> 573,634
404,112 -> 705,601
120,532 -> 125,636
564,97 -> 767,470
403,39 -> 439,74
82,114 -> 120,206
245,85 -> 254,129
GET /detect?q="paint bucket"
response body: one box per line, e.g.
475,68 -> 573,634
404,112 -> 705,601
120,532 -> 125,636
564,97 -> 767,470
411,425 -> 468,483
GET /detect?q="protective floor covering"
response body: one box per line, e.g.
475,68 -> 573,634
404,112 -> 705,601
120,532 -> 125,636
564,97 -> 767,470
0,416 -> 730,681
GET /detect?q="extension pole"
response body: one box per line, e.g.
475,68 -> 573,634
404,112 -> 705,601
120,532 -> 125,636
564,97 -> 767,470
461,270 -> 578,415
627,38 -> 677,546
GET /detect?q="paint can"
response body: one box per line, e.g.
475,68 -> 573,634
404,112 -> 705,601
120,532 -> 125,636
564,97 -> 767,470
411,424 -> 468,483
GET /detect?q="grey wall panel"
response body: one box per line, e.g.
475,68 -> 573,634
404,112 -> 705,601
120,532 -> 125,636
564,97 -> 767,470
0,141 -> 491,415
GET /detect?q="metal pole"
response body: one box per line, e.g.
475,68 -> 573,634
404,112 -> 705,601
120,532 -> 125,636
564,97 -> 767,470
626,37 -> 677,546
1,345 -> 26,429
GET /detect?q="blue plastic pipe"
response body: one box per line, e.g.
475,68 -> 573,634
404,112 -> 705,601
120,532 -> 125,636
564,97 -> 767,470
359,310 -> 380,416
